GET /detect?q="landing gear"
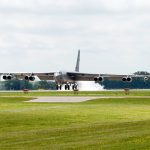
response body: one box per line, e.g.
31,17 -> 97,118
56,83 -> 78,91
72,83 -> 78,90
64,83 -> 78,91
72,85 -> 75,90
65,84 -> 70,90
56,85 -> 62,90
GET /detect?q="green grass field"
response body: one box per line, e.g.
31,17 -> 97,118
1,89 -> 150,97
1,91 -> 150,149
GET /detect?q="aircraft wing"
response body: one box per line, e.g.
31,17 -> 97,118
67,72 -> 99,81
0,72 -> 55,80
99,74 -> 128,80
32,73 -> 54,80
67,72 -> 149,82
0,71 -> 149,82
100,74 -> 150,81
67,72 -> 127,81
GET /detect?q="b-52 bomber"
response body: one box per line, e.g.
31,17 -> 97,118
0,50 -> 149,90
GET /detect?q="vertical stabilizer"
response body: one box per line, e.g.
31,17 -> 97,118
75,50 -> 80,72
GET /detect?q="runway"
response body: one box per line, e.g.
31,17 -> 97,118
27,97 -> 99,103
26,96 -> 150,103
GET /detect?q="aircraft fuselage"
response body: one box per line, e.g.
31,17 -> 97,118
54,71 -> 75,85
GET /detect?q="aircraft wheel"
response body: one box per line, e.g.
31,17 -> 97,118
56,85 -> 62,90
68,84 -> 70,90
65,84 -> 68,90
75,84 -> 78,90
72,83 -> 78,90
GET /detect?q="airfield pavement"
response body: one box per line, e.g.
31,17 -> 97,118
26,97 -> 99,102
26,96 -> 150,102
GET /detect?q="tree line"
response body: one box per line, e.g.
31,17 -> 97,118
101,71 -> 150,89
0,80 -> 56,90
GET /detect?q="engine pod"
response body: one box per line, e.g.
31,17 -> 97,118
7,75 -> 12,80
94,77 -> 98,82
122,77 -> 127,82
98,76 -> 103,82
3,75 -> 7,80
144,76 -> 148,81
25,76 -> 29,80
29,76 -> 35,81
127,77 -> 132,82
94,76 -> 103,82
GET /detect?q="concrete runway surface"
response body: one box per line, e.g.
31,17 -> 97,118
26,96 -> 150,103
27,97 -> 99,103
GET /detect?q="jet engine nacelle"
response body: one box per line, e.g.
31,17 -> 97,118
127,77 -> 132,82
122,77 -> 132,82
122,77 -> 127,82
94,76 -> 104,82
2,74 -> 13,80
24,75 -> 35,81
144,76 -> 148,81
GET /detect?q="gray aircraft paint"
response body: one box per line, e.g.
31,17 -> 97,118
75,50 -> 80,72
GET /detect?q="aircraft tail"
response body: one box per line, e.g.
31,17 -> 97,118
75,50 -> 80,72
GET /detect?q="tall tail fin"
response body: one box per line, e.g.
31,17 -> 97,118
75,50 -> 80,72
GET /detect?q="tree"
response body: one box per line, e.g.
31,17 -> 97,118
100,71 -> 150,89
134,71 -> 150,75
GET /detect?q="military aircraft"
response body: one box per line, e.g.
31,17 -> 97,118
0,50 -> 149,90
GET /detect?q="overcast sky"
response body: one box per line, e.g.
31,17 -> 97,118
0,0 -> 150,74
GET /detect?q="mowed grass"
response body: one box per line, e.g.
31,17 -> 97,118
1,89 -> 150,97
1,97 -> 150,149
